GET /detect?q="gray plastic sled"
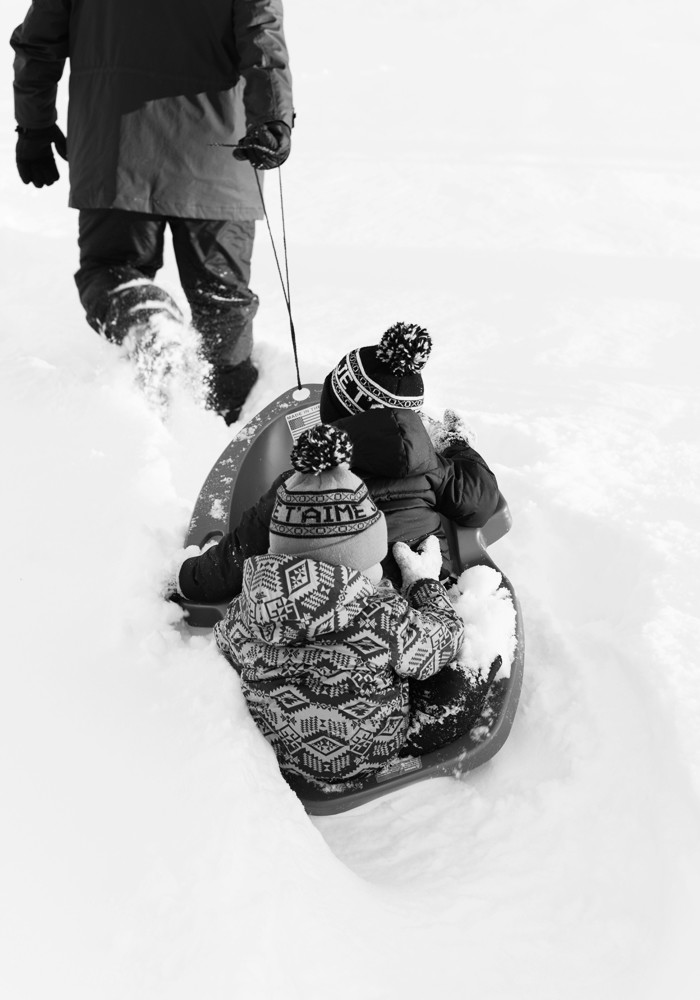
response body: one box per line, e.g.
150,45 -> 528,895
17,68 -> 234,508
180,384 -> 525,815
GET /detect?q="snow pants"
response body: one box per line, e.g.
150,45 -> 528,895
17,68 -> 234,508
75,209 -> 258,368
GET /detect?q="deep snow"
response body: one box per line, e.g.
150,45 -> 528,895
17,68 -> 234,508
2,2 -> 700,998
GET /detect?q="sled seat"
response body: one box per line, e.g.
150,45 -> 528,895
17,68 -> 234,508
180,384 -> 524,815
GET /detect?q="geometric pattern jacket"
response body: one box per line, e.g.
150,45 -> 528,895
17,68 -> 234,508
214,553 -> 465,785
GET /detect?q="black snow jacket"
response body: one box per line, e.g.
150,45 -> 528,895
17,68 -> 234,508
11,0 -> 294,218
178,409 -> 501,602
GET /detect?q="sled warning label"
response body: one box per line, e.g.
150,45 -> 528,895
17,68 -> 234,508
376,757 -> 423,783
286,404 -> 321,443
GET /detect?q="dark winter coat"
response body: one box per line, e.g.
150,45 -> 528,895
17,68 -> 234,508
179,408 -> 501,601
11,0 -> 293,219
215,553 -> 465,784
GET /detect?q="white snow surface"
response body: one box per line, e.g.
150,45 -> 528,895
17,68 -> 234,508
2,1 -> 700,998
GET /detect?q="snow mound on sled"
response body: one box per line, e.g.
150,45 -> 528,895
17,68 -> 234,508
449,565 -> 517,685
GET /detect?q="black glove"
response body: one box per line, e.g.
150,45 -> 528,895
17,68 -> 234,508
16,124 -> 68,187
233,121 -> 291,170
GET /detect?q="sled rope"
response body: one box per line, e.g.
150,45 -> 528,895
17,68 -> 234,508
209,141 -> 303,390
253,168 -> 302,391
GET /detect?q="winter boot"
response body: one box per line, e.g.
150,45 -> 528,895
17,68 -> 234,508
207,358 -> 259,425
102,279 -> 185,343
125,317 -> 189,410
106,280 -> 209,410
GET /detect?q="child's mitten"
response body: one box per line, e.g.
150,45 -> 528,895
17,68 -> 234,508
161,572 -> 182,601
393,535 -> 442,588
422,408 -> 471,452
442,408 -> 468,445
161,544 -> 203,601
436,408 -> 471,450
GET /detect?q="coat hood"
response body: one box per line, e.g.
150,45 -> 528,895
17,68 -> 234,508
334,408 -> 437,480
238,553 -> 376,645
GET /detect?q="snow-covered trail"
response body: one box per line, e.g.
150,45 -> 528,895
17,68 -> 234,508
2,1 -> 700,998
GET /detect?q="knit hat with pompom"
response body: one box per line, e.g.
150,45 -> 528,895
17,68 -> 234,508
269,424 -> 388,572
320,322 -> 432,422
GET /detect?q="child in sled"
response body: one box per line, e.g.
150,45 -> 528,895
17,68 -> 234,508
214,423 -> 479,785
176,322 -> 501,602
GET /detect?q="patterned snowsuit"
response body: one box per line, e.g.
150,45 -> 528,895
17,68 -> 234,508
215,553 -> 465,785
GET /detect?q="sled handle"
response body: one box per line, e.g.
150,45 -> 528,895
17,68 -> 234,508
442,494 -> 512,572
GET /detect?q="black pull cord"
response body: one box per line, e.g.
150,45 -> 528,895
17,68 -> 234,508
209,142 -> 302,391
252,168 -> 302,391
277,170 -> 292,320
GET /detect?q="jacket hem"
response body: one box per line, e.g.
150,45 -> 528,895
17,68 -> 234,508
68,195 -> 263,221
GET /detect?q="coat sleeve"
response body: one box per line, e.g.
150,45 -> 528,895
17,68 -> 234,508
178,533 -> 244,604
177,473 -> 285,603
392,580 -> 465,682
433,442 -> 501,528
11,0 -> 71,129
232,0 -> 294,128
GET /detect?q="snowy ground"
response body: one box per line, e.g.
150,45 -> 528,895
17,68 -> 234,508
2,2 -> 700,998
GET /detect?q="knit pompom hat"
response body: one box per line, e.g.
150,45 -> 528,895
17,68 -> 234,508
319,322 -> 432,422
269,424 -> 388,572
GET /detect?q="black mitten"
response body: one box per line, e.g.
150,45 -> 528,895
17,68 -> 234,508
16,124 -> 68,187
233,121 -> 291,170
